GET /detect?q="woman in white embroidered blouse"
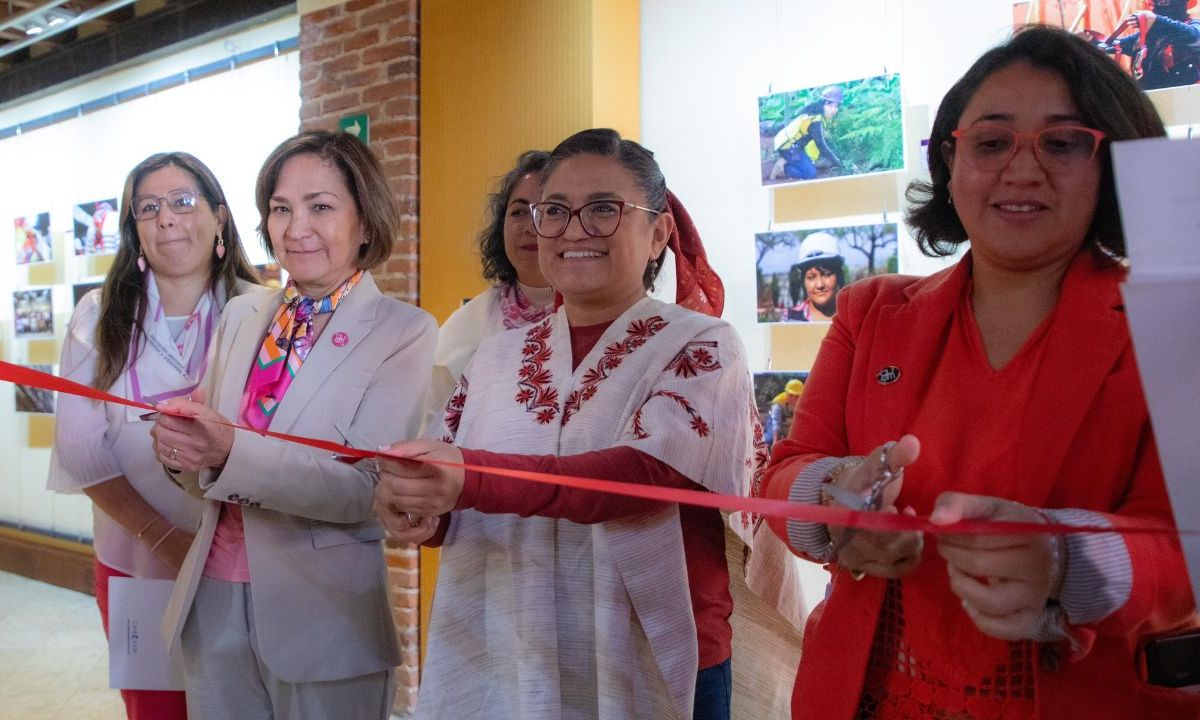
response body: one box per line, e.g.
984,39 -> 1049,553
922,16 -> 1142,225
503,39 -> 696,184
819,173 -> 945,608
375,129 -> 759,720
430,150 -> 555,413
48,152 -> 260,720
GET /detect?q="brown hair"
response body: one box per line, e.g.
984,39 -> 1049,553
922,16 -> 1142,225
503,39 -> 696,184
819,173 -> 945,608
905,26 -> 1165,259
478,150 -> 550,286
255,130 -> 399,270
94,152 -> 258,391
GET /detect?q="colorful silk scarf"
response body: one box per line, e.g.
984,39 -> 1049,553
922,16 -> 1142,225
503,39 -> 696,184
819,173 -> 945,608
499,283 -> 554,330
241,269 -> 363,430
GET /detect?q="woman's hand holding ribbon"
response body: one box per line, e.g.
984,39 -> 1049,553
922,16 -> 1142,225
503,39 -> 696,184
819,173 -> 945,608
149,388 -> 235,473
932,493 -> 1060,641
374,439 -> 464,542
827,434 -> 924,580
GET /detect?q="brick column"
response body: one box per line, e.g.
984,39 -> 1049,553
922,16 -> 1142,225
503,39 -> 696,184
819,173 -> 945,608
297,0 -> 421,714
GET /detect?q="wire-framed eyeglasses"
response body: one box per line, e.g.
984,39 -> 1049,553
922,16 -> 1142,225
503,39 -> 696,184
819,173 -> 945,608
529,199 -> 661,239
132,190 -> 202,221
950,124 -> 1106,173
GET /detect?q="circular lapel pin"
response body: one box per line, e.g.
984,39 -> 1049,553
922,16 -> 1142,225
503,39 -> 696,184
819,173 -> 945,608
332,332 -> 349,347
877,366 -> 900,384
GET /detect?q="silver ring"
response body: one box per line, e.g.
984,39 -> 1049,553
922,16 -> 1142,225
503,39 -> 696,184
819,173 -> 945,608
404,512 -> 418,527
169,447 -> 178,462
878,441 -> 897,477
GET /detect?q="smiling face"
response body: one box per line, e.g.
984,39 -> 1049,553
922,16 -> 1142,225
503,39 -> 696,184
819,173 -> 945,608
502,172 -> 547,288
803,265 -> 838,308
266,153 -> 365,297
134,165 -> 224,282
947,62 -> 1101,275
538,154 -> 671,322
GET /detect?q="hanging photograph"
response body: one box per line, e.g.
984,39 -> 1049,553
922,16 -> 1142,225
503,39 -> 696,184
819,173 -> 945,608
1017,0 -> 1200,91
15,364 -> 55,414
14,212 -> 52,264
73,198 -> 120,255
756,222 -> 899,323
14,287 -> 54,337
753,372 -> 809,451
758,73 -> 904,186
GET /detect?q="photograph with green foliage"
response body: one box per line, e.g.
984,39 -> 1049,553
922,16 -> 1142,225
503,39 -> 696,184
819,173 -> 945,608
756,223 -> 899,323
758,73 -> 904,186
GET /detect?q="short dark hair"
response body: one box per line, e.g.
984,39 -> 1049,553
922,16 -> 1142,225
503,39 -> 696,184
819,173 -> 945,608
95,152 -> 258,390
905,26 -> 1165,259
255,130 -> 398,270
544,128 -> 669,289
789,258 -> 845,304
478,150 -> 550,286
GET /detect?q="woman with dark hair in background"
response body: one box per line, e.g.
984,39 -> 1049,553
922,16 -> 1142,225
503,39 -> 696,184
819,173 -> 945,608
49,151 -> 259,720
763,27 -> 1200,719
375,128 -> 757,719
150,131 -> 436,720
431,150 -> 554,412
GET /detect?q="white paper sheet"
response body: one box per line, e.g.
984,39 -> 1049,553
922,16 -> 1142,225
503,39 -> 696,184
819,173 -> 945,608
1113,136 -> 1200,607
107,577 -> 185,691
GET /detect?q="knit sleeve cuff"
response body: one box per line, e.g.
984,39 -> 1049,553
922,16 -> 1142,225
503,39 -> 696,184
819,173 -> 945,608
784,456 -> 852,562
1042,508 -> 1133,626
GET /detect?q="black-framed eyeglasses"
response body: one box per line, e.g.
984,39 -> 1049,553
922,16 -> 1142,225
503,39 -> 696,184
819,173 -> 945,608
529,199 -> 661,239
132,189 -> 202,221
950,124 -> 1106,173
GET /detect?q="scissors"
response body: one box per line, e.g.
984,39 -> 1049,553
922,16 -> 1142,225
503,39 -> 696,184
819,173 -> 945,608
825,441 -> 903,556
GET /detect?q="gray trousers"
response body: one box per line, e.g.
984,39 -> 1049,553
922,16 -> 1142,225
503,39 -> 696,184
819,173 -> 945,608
181,576 -> 395,720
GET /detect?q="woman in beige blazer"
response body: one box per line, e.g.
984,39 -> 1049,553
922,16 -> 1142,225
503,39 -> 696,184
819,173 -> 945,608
150,131 -> 436,720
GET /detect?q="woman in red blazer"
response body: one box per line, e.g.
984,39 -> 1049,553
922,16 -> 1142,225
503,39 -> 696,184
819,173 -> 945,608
763,27 -> 1200,720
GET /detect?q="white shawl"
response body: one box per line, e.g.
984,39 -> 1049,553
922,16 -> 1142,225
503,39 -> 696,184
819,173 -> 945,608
419,297 -> 755,720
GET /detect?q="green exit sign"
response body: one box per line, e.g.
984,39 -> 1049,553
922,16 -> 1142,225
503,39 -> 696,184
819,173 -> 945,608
339,114 -> 369,143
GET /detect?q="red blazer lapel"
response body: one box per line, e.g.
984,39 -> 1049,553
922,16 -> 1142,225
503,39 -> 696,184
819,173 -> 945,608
1015,252 -> 1130,505
858,257 -> 970,451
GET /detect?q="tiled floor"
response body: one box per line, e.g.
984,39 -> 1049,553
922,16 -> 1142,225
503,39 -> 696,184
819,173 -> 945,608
0,570 -> 125,720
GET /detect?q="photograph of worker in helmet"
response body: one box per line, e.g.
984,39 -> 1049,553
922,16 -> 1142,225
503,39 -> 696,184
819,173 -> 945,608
758,73 -> 904,186
755,223 -> 899,323
73,198 -> 119,255
753,372 -> 809,451
1020,0 -> 1200,91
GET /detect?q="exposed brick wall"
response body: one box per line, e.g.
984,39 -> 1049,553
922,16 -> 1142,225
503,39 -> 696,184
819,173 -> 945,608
298,1 -> 421,714
299,0 -> 419,305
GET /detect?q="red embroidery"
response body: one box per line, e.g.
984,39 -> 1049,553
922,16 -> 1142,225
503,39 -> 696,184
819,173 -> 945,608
442,376 -> 468,438
562,316 -> 669,425
665,341 -> 720,378
630,390 -> 710,440
743,397 -> 770,529
515,319 -> 559,424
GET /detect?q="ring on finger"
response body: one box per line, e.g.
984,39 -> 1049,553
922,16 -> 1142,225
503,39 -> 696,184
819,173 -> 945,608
169,447 -> 178,462
404,512 -> 418,527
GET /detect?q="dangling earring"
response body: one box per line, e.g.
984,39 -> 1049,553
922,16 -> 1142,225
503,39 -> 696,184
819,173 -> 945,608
947,194 -> 954,207
215,232 -> 226,260
137,250 -> 147,272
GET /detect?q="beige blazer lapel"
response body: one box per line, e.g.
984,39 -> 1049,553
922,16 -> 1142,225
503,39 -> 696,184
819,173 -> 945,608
267,272 -> 382,434
217,289 -> 281,420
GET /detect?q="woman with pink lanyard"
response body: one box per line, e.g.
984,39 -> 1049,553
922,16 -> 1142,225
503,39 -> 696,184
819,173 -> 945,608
49,151 -> 260,720
149,131 -> 436,720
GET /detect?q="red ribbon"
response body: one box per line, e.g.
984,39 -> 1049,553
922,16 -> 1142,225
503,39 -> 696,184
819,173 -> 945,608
6,361 -> 1184,538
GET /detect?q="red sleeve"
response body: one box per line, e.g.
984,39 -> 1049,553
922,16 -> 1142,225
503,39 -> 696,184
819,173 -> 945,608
456,446 -> 696,524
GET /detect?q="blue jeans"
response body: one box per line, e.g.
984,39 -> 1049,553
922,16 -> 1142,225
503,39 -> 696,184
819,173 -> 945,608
693,657 -> 732,720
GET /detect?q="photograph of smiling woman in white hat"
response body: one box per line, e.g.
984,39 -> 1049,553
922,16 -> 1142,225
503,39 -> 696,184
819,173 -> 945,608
755,222 -> 898,323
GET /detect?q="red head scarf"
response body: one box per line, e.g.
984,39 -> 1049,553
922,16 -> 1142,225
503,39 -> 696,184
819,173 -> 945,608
665,190 -> 724,318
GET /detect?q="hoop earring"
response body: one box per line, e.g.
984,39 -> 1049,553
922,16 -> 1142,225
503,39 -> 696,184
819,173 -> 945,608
215,233 -> 226,260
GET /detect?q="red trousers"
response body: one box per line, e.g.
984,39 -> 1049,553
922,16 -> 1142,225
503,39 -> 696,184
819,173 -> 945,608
94,560 -> 188,720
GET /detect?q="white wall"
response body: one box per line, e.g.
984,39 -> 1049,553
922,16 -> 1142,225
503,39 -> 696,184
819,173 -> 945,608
0,14 -> 300,539
641,0 -> 1016,610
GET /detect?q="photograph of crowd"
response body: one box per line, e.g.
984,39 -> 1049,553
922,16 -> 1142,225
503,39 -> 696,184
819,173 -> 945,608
73,198 -> 120,255
758,73 -> 904,186
1016,0 -> 1199,91
15,364 -> 55,414
14,212 -> 52,264
13,287 -> 53,337
756,222 -> 899,323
